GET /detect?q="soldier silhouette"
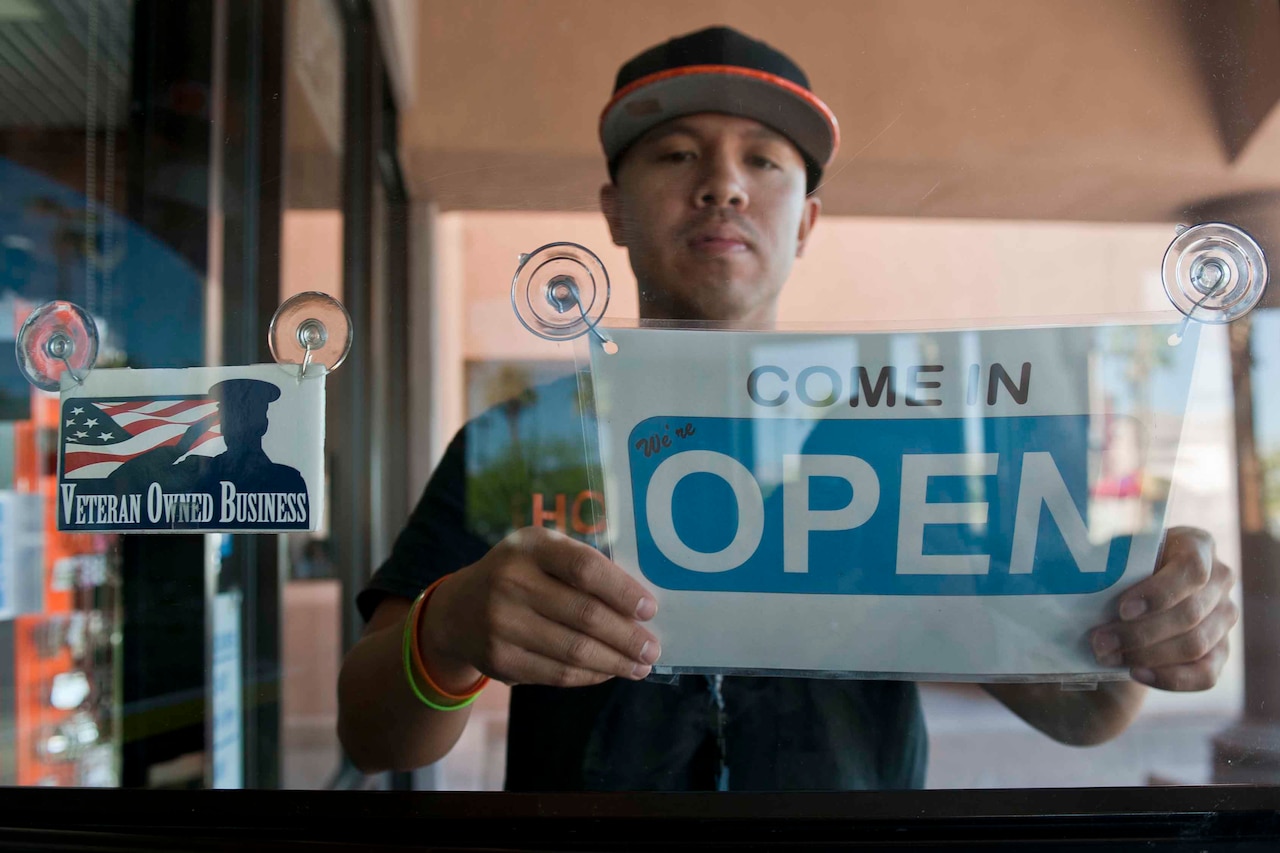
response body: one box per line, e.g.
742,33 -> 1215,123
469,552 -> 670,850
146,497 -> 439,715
107,378 -> 306,499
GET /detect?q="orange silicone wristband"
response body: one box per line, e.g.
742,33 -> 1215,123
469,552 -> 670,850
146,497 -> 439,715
409,576 -> 490,702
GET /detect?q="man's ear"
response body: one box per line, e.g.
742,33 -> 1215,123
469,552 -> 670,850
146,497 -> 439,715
795,195 -> 822,258
600,182 -> 627,247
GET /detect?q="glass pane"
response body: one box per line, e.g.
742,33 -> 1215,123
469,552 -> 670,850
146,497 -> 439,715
361,1 -> 1279,795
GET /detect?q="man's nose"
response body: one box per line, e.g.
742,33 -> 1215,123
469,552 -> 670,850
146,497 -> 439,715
694,154 -> 748,210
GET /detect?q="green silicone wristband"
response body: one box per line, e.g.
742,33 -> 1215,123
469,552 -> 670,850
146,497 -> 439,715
402,614 -> 480,711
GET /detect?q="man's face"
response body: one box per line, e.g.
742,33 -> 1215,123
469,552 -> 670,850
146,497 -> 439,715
601,113 -> 821,325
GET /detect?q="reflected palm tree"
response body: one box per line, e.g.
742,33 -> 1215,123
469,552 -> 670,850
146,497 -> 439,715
479,364 -> 540,531
26,195 -> 126,303
1264,447 -> 1280,539
1105,325 -> 1179,522
483,364 -> 538,452
26,196 -> 82,300
1230,317 -> 1268,537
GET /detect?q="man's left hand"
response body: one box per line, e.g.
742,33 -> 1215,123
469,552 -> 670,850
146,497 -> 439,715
1090,526 -> 1238,691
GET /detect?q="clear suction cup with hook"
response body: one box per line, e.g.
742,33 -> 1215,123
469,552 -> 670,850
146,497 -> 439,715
15,301 -> 100,392
269,291 -> 353,379
511,242 -> 614,350
1162,222 -> 1268,344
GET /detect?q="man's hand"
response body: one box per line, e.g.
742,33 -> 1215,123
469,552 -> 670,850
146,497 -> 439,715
987,526 -> 1237,745
420,527 -> 662,690
1090,526 -> 1238,691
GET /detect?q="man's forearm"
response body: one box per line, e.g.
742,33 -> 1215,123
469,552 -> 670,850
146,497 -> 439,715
983,679 -> 1147,746
336,599 -> 473,773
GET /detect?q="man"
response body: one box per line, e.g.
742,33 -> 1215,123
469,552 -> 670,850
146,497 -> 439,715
338,27 -> 1237,790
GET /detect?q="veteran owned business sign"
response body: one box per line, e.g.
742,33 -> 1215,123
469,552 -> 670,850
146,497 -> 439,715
57,365 -> 323,533
588,323 -> 1200,680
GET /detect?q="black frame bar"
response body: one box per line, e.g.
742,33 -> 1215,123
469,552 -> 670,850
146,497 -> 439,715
0,787 -> 1274,850
217,0 -> 287,791
329,0 -> 376,657
121,0 -> 214,788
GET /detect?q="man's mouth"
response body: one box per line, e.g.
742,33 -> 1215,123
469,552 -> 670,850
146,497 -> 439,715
689,231 -> 752,254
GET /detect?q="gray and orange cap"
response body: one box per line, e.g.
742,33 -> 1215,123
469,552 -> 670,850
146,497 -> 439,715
599,26 -> 840,194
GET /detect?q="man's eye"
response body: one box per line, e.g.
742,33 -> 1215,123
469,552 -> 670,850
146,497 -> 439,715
661,151 -> 696,163
750,155 -> 780,170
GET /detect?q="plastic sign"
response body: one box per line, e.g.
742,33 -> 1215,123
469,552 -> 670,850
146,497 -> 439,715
57,365 -> 324,534
588,323 -> 1199,679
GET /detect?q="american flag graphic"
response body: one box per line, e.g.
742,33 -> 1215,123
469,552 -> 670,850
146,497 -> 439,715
61,398 -> 226,479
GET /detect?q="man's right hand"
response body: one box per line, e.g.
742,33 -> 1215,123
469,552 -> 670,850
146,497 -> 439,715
418,527 -> 662,691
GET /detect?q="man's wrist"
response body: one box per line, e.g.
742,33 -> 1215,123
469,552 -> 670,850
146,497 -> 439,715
415,578 -> 485,695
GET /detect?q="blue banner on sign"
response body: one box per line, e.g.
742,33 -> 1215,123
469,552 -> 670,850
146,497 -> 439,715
629,415 -> 1130,596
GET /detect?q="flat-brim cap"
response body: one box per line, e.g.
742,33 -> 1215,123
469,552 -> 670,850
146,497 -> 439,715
600,26 -> 839,193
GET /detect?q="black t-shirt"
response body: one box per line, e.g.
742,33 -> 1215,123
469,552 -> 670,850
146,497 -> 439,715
358,375 -> 927,791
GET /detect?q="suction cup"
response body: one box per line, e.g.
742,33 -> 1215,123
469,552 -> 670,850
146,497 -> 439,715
269,291 -> 353,377
511,242 -> 611,342
1162,223 -> 1268,325
16,301 -> 99,392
